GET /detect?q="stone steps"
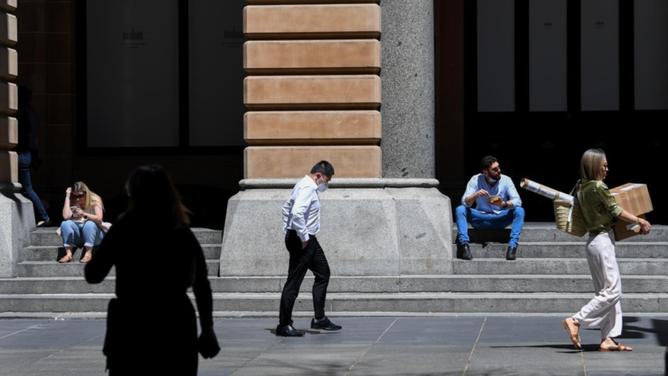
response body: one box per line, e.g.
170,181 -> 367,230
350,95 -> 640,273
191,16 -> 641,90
3,275 -> 668,294
28,228 -> 222,247
452,258 -> 668,275
461,242 -> 668,258
453,224 -> 668,243
2,224 -> 667,316
20,244 -> 222,262
1,292 -> 667,314
14,261 -> 220,278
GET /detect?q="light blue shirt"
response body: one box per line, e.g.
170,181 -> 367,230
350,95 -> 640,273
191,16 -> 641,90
462,174 -> 522,213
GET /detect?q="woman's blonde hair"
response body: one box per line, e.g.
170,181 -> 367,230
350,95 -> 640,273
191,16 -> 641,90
580,148 -> 607,181
71,181 -> 103,212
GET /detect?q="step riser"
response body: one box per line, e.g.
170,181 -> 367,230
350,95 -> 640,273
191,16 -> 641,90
460,243 -> 668,258
21,245 -> 222,262
2,297 -> 666,313
4,278 -> 668,294
453,260 -> 668,275
19,243 -> 665,262
453,228 -> 668,243
29,230 -> 222,247
16,261 -> 220,277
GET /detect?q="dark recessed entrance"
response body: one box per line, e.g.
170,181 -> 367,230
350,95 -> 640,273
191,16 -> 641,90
436,0 -> 667,223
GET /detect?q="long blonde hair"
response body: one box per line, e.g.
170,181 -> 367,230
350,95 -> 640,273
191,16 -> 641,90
71,181 -> 103,212
579,148 -> 607,181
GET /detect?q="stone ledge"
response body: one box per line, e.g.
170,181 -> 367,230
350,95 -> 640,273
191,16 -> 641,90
244,75 -> 380,110
0,81 -> 17,114
0,1 -> 16,13
244,4 -> 380,39
244,110 -> 380,145
0,150 -> 16,182
0,116 -> 16,146
244,145 -> 381,178
246,0 -> 378,4
0,13 -> 17,46
239,178 -> 440,189
0,47 -> 16,80
244,40 -> 380,74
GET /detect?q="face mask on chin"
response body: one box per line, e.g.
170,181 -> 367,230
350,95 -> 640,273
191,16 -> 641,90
317,183 -> 328,192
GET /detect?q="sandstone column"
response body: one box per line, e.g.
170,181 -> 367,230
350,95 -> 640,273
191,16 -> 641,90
0,0 -> 35,277
221,0 -> 452,277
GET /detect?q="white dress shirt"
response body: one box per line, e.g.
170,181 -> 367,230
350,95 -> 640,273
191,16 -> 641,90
282,175 -> 321,242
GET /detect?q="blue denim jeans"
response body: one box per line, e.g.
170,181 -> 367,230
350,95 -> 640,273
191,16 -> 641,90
60,220 -> 103,248
455,205 -> 525,248
18,151 -> 50,222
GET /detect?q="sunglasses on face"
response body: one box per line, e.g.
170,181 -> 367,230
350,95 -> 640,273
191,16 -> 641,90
71,192 -> 85,198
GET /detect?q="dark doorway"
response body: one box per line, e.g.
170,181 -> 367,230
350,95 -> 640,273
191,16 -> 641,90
437,0 -> 667,223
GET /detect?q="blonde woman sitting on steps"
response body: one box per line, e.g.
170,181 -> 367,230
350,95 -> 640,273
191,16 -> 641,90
58,181 -> 104,263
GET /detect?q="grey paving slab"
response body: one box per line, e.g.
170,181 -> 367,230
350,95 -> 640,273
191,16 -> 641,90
0,316 -> 666,375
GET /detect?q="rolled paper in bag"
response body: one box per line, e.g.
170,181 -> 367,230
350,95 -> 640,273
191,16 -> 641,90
520,178 -> 574,203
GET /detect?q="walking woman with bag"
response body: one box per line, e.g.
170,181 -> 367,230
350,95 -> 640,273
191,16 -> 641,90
562,149 -> 651,351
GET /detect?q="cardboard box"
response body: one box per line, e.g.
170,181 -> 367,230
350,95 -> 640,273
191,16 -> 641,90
610,183 -> 653,215
610,183 -> 653,241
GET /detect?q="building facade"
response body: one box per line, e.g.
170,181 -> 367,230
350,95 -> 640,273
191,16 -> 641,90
2,0 -> 667,275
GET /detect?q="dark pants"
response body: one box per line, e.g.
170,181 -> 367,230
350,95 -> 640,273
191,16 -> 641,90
279,230 -> 330,326
18,151 -> 49,222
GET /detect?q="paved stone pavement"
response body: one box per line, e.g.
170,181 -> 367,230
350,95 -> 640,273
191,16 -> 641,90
1,315 -> 667,375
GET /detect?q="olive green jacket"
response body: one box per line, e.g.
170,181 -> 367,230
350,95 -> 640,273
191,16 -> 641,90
577,179 -> 622,234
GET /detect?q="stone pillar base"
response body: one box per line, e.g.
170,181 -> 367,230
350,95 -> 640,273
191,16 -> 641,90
0,192 -> 35,277
220,180 -> 453,276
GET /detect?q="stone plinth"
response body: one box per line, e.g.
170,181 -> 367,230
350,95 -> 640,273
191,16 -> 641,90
0,193 -> 35,277
220,184 -> 453,276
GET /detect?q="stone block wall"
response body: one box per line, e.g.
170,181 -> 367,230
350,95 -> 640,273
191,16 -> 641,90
0,0 -> 17,187
243,1 -> 382,178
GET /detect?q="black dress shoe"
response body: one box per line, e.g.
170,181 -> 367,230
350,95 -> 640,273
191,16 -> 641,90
311,317 -> 342,331
506,245 -> 517,260
275,324 -> 304,337
456,243 -> 473,260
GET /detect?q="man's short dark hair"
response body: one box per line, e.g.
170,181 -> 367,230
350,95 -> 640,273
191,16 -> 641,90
311,160 -> 335,177
480,155 -> 498,170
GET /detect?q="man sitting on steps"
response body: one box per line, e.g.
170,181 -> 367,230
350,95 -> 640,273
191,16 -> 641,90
455,155 -> 525,261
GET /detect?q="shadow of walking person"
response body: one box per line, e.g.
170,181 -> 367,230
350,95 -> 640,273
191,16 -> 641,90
84,165 -> 220,375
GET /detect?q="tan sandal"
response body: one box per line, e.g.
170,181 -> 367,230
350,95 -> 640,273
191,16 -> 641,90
58,253 -> 73,263
80,251 -> 92,263
600,338 -> 632,352
562,318 -> 581,349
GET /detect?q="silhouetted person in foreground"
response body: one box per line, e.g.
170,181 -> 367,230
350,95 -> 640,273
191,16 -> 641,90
85,165 -> 219,375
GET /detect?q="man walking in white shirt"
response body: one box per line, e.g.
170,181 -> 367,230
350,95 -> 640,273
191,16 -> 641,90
276,160 -> 342,337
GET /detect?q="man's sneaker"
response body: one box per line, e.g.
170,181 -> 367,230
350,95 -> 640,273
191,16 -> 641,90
311,317 -> 342,331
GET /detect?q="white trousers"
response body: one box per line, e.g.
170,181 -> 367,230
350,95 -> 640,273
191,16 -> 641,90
572,231 -> 622,340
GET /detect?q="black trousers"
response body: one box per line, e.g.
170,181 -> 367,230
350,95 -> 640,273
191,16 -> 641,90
279,230 -> 331,326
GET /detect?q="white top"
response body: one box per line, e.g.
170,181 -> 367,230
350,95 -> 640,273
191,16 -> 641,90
282,175 -> 321,242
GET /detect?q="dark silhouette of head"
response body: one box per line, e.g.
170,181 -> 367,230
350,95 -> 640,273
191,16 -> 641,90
125,165 -> 190,226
